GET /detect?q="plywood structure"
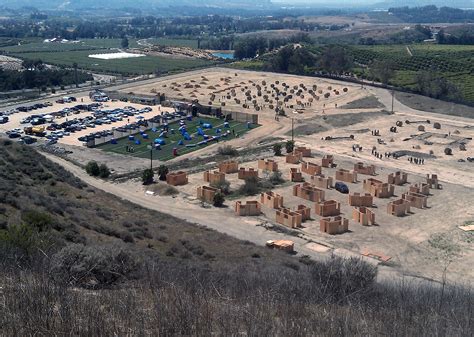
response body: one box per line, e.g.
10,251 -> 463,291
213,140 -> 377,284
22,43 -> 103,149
294,146 -> 312,157
197,185 -> 220,203
235,201 -> 261,216
270,240 -> 294,252
166,171 -> 188,186
402,191 -> 428,209
289,168 -> 304,182
310,174 -> 333,189
335,169 -> 357,183
354,162 -> 376,176
286,151 -> 303,164
388,171 -> 408,186
320,216 -> 349,235
258,159 -> 278,172
295,204 -> 311,221
363,178 -> 394,198
410,183 -> 430,196
301,161 -> 322,176
218,160 -> 238,174
315,200 -> 341,217
238,167 -> 258,180
321,155 -> 334,168
293,183 -> 325,202
276,208 -> 302,228
348,192 -> 373,207
387,199 -> 411,217
352,207 -> 376,226
260,191 -> 284,209
426,174 -> 442,189
203,170 -> 225,185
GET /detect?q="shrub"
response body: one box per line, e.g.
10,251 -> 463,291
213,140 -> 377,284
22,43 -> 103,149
158,165 -> 169,181
238,176 -> 260,196
273,143 -> 282,156
85,161 -> 100,177
285,140 -> 295,154
269,170 -> 285,185
444,147 -> 452,155
51,244 -> 141,288
142,169 -> 154,185
213,192 -> 225,207
98,164 -> 110,179
217,145 -> 238,156
211,180 -> 231,194
21,210 -> 53,232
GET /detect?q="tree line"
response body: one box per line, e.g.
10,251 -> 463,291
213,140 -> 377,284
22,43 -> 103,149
0,60 -> 92,91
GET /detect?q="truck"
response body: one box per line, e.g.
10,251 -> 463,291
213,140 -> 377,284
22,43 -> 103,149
24,126 -> 46,137
266,240 -> 295,253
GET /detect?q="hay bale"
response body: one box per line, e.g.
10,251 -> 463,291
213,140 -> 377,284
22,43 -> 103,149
433,122 -> 441,129
418,125 -> 425,132
444,147 -> 452,155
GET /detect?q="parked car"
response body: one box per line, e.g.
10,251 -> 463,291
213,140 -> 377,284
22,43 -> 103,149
335,182 -> 349,194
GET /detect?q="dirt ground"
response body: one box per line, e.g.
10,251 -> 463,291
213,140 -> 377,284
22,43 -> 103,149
5,68 -> 473,285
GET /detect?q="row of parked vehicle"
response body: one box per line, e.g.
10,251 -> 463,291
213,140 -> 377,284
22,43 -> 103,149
45,106 -> 153,143
17,101 -> 53,112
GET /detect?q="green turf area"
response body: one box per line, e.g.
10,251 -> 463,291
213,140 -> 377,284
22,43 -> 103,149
10,50 -> 214,75
96,116 -> 257,161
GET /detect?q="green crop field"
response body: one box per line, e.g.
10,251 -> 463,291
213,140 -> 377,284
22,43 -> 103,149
0,38 -> 140,53
10,50 -> 214,75
96,116 -> 257,161
145,38 -> 199,48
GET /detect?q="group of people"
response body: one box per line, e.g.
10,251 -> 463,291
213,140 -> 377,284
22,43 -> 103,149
408,157 -> 425,165
371,129 -> 380,136
125,145 -> 135,153
352,144 -> 363,152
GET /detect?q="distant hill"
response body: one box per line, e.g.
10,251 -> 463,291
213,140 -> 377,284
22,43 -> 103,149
373,0 -> 474,9
0,0 -> 273,10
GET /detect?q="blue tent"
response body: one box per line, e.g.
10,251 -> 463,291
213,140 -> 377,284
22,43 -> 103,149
224,122 -> 230,128
154,144 -> 161,150
203,123 -> 212,129
111,138 -> 117,144
142,134 -> 149,139
151,127 -> 157,132
154,138 -> 166,145
186,115 -> 192,121
178,140 -> 184,146
184,133 -> 191,141
128,135 -> 134,141
216,128 -> 221,134
135,139 -> 141,145
197,127 -> 204,136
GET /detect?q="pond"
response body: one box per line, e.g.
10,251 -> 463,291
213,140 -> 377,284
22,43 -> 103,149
212,52 -> 235,60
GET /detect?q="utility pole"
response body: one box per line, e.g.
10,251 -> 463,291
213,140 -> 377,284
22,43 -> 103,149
391,89 -> 395,114
147,144 -> 153,171
291,117 -> 294,143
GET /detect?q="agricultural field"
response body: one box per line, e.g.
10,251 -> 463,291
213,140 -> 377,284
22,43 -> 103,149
347,44 -> 474,104
9,50 -> 214,75
96,116 -> 256,161
0,38 -> 140,53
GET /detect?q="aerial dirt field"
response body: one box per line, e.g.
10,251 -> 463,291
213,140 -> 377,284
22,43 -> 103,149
6,68 -> 472,285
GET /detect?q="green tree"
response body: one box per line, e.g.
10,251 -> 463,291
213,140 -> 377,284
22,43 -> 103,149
142,168 -> 154,185
121,37 -> 129,49
285,140 -> 295,154
99,164 -> 111,179
213,192 -> 225,207
158,165 -> 169,181
369,60 -> 395,85
273,143 -> 282,156
318,45 -> 353,75
85,161 -> 100,177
